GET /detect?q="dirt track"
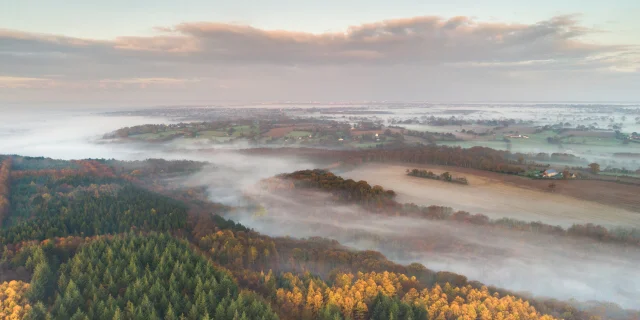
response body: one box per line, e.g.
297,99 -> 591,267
341,163 -> 640,228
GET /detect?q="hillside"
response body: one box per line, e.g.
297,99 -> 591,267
0,155 -> 635,320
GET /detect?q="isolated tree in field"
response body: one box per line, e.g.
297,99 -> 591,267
588,163 -> 600,174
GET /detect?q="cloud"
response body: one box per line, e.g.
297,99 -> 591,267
2,15 -> 633,68
97,77 -> 201,89
0,15 -> 638,103
0,76 -> 52,88
114,36 -> 199,53
156,15 -> 630,66
0,74 -> 200,90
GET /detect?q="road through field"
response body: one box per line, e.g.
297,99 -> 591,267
341,163 -> 640,228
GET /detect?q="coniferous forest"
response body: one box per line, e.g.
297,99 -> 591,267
0,155 -> 636,320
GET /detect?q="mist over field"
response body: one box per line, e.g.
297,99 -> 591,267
160,146 -> 640,309
342,164 -> 640,229
210,179 -> 640,309
2,108 -> 639,311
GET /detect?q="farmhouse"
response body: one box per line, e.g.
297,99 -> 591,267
507,134 -> 529,139
542,169 -> 558,178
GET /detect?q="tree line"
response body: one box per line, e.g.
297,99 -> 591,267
242,146 -> 526,175
406,169 -> 468,185
0,157 -> 11,228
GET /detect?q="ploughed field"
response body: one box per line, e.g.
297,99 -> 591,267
340,163 -> 640,228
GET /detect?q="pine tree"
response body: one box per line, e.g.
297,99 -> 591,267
112,307 -> 122,320
165,303 -> 177,320
187,304 -> 198,320
70,308 -> 88,320
25,302 -> 51,320
215,301 -> 226,320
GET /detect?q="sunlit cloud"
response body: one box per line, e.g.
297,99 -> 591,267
0,76 -> 51,88
0,15 -> 638,103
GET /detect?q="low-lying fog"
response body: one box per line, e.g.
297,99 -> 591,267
178,158 -> 640,309
221,187 -> 640,309
0,109 -> 175,160
2,109 -> 639,310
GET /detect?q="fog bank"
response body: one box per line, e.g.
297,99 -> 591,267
0,109 -> 176,160
224,187 -> 640,309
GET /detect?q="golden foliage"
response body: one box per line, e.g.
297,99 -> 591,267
271,271 -> 557,320
0,280 -> 32,320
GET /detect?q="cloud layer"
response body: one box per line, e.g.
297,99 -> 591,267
1,15 -> 638,104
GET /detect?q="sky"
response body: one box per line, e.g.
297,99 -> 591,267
1,0 -> 639,106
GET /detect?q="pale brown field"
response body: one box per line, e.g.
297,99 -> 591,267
341,163 -> 640,228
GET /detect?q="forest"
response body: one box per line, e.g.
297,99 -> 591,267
0,155 -> 635,320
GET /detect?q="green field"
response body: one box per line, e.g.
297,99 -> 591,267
196,130 -> 228,138
130,130 -> 181,140
230,125 -> 259,137
501,131 -> 556,145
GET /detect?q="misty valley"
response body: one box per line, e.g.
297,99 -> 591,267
1,104 -> 640,320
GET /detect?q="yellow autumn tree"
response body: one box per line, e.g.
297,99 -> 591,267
271,271 -> 558,320
0,280 -> 32,320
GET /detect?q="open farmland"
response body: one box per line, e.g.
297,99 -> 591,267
341,163 -> 640,228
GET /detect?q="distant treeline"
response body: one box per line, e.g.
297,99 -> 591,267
407,168 -> 468,185
103,123 -> 194,138
613,152 -> 640,159
514,152 -> 587,164
390,116 -> 522,127
0,158 -> 11,228
328,145 -> 526,175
